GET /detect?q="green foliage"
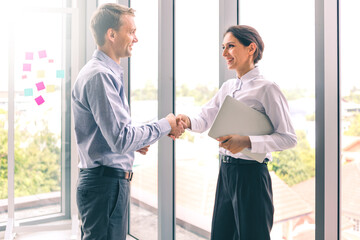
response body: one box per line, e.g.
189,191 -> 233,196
0,117 -> 60,199
131,81 -> 218,106
344,113 -> 360,136
0,125 -> 8,197
131,80 -> 157,101
343,86 -> 360,104
281,88 -> 310,101
268,130 -> 315,186
179,131 -> 195,143
305,113 -> 315,121
176,84 -> 218,106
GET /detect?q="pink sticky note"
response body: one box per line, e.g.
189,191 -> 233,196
25,52 -> 33,60
22,75 -> 27,79
23,63 -> 31,72
48,59 -> 54,63
38,50 -> 47,59
35,96 -> 45,105
36,82 -> 45,91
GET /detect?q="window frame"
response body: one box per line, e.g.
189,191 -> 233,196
3,4 -> 78,237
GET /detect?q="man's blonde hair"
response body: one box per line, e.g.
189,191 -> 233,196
90,3 -> 135,46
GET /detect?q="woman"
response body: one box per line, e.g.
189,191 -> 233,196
177,25 -> 297,240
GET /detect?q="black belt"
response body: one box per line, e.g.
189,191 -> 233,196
220,155 -> 268,165
80,166 -> 133,181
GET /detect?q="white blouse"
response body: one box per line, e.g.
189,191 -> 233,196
189,67 -> 297,161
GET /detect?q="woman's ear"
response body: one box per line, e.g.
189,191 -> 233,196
248,42 -> 257,55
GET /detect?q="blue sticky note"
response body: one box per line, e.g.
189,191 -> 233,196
24,88 -> 33,96
56,70 -> 65,78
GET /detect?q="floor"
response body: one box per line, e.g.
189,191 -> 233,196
1,204 -> 207,240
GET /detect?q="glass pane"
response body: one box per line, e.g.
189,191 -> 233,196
10,0 -> 66,8
340,1 -> 360,239
240,0 -> 316,239
175,0 -> 219,239
0,7 -> 9,225
129,1 -> 159,239
12,11 -> 70,221
97,0 -> 117,6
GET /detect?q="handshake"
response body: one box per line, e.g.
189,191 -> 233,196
136,113 -> 190,155
165,113 -> 191,140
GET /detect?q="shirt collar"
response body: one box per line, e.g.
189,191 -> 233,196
93,49 -> 124,77
235,66 -> 260,90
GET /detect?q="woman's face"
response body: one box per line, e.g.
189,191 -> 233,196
222,32 -> 255,76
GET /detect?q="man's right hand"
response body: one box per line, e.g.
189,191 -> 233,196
166,113 -> 186,139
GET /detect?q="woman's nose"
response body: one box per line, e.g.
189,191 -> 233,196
222,49 -> 227,57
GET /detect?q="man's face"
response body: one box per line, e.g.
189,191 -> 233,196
114,15 -> 138,58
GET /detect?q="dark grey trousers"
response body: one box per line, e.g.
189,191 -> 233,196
76,169 -> 130,240
211,161 -> 274,240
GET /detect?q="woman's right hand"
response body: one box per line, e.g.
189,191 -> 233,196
217,135 -> 251,154
176,114 -> 191,129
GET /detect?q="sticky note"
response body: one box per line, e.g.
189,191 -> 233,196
38,50 -> 47,59
25,52 -> 33,60
56,70 -> 65,78
23,63 -> 31,72
48,59 -> 54,63
22,75 -> 27,79
37,70 -> 45,78
35,96 -> 45,105
24,88 -> 33,96
36,82 -> 45,91
46,85 -> 55,93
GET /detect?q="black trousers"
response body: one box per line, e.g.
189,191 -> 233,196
76,169 -> 130,240
210,160 -> 274,240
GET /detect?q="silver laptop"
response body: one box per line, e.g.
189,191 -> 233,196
208,95 -> 273,162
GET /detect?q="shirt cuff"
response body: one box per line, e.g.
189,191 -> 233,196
188,116 -> 197,131
158,118 -> 171,135
249,135 -> 264,153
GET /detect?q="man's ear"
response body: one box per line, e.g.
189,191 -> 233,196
248,42 -> 257,55
106,28 -> 116,43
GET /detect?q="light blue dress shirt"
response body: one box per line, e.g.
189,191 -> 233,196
72,50 -> 171,170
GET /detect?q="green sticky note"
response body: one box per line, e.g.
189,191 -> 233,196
56,70 -> 65,78
24,88 -> 33,96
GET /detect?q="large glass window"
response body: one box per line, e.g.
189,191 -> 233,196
12,11 -> 68,221
175,0 -> 219,239
1,0 -> 72,230
0,2 -> 10,226
129,1 -> 159,239
340,1 -> 360,239
240,0 -> 316,239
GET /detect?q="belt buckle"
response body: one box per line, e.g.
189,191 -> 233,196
222,155 -> 229,163
128,172 -> 133,182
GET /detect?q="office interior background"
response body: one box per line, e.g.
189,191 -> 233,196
0,0 -> 359,239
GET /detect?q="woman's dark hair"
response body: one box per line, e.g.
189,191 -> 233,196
224,25 -> 264,64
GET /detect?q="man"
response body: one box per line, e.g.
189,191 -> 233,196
71,3 -> 185,239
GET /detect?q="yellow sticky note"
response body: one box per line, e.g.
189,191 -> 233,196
46,85 -> 55,93
37,70 -> 45,78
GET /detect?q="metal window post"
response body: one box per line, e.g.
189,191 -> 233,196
158,0 -> 175,239
315,0 -> 340,239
